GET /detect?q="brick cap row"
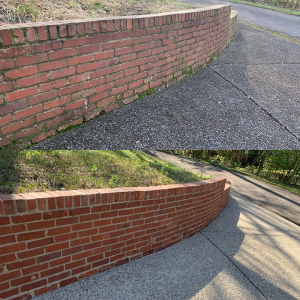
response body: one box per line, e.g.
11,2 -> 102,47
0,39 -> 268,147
0,178 -> 229,215
0,5 -> 231,47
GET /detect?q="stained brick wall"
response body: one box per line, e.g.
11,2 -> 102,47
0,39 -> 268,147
0,5 -> 237,148
0,178 -> 230,299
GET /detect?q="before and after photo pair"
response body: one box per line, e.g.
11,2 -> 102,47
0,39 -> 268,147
0,0 -> 300,299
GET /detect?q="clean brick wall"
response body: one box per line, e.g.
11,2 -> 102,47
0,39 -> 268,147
0,5 -> 237,148
0,178 -> 230,300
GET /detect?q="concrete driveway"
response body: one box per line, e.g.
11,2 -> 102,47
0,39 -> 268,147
145,150 -> 300,226
32,2 -> 300,149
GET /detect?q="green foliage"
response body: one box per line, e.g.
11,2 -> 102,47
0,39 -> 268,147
185,66 -> 195,77
170,150 -> 300,193
16,3 -> 39,21
138,88 -> 155,99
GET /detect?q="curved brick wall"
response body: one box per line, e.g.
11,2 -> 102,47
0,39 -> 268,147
0,5 -> 237,148
0,178 -> 230,299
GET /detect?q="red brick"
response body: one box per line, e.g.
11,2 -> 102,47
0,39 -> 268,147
77,62 -> 99,73
60,276 -> 78,286
36,107 -> 63,122
64,37 -> 89,48
39,59 -> 67,72
27,237 -> 54,249
18,247 -> 44,260
69,73 -> 91,85
34,283 -> 58,296
0,115 -> 12,126
0,288 -> 19,299
79,268 -> 98,278
37,27 -> 48,41
13,104 -> 43,120
62,245 -> 82,256
1,117 -> 34,135
77,23 -> 85,35
0,29 -> 12,46
78,44 -> 100,55
69,54 -> 93,66
0,253 -> 16,264
0,81 -> 15,94
32,131 -> 55,144
5,66 -> 38,80
65,99 -> 87,111
58,83 -> 83,96
11,272 -> 39,286
43,210 -> 68,219
55,232 -> 77,243
17,230 -> 45,242
21,279 -> 47,292
50,67 -> 76,79
94,50 -> 114,61
7,258 -> 36,271
58,24 -> 66,38
12,213 -> 41,223
15,53 -> 47,67
40,265 -> 64,278
49,25 -> 58,39
0,100 -> 27,117
102,41 -> 121,50
48,226 -> 70,236
5,86 -> 37,102
92,67 -> 113,79
49,48 -> 76,60
0,59 -> 14,70
11,28 -> 30,45
49,256 -> 70,268
11,293 -> 32,300
29,90 -> 57,105
0,270 -> 20,283
37,251 -> 61,263
89,33 -> 111,44
39,78 -> 67,92
0,281 -> 9,292
44,96 -> 70,110
17,74 -> 48,88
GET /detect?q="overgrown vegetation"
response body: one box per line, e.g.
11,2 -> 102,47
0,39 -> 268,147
137,88 -> 156,99
0,0 -> 201,25
185,66 -> 195,77
0,150 -> 209,194
169,150 -> 300,195
227,0 -> 300,14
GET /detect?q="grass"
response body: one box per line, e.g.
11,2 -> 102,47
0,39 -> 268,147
169,151 -> 300,196
137,88 -> 156,100
0,0 -> 201,25
227,0 -> 300,16
0,150 -> 209,194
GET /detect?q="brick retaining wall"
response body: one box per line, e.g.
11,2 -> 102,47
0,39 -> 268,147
0,178 -> 230,299
0,5 -> 237,148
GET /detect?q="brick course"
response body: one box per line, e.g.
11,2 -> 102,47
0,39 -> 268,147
0,6 -> 237,148
0,178 -> 230,299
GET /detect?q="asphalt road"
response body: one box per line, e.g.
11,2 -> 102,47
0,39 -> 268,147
32,2 -> 300,150
144,150 -> 300,226
178,0 -> 300,43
